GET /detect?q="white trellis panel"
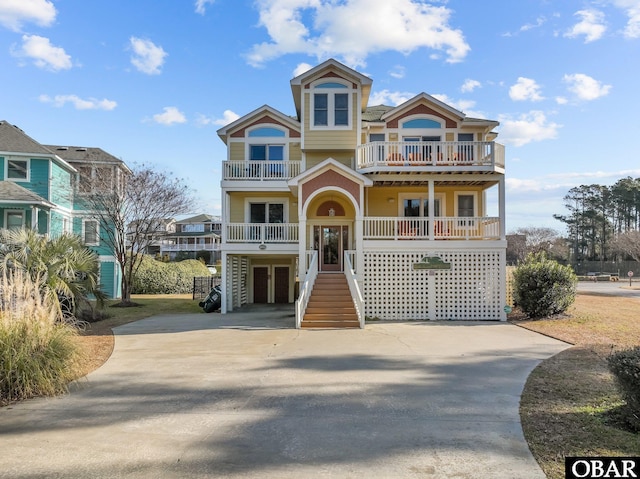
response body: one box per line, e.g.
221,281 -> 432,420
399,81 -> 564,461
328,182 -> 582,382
363,249 -> 505,321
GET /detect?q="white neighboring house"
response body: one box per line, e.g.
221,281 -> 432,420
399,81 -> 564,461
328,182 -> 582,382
160,214 -> 222,264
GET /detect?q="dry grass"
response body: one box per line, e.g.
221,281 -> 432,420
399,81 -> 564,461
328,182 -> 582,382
512,291 -> 640,479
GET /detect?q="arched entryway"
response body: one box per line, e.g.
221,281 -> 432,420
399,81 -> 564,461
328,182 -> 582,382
306,194 -> 355,272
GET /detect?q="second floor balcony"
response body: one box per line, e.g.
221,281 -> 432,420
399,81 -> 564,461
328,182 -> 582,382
223,217 -> 502,245
223,161 -> 301,181
357,141 -> 505,173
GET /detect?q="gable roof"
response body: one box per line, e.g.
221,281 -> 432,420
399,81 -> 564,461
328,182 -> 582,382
0,121 -> 55,156
0,121 -> 77,173
287,157 -> 373,194
216,105 -> 301,143
290,58 -> 373,118
381,93 -> 466,122
0,180 -> 55,208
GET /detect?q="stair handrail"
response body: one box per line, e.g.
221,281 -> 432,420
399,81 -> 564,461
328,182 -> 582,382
295,250 -> 318,329
344,251 -> 365,328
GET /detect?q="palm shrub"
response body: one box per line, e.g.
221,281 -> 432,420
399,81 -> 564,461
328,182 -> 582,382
0,229 -> 105,321
607,346 -> 640,432
0,270 -> 85,405
512,252 -> 577,318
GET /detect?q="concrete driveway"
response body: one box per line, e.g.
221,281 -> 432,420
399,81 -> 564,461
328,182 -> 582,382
0,308 -> 568,479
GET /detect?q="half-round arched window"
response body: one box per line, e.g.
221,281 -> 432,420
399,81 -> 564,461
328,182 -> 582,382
402,118 -> 442,129
248,127 -> 286,137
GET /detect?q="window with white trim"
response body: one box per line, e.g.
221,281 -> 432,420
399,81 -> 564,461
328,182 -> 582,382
83,219 -> 99,245
5,158 -> 29,181
312,82 -> 351,128
5,211 -> 25,230
456,194 -> 476,217
399,193 -> 444,217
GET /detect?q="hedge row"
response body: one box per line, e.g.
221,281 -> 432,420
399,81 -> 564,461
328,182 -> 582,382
131,256 -> 211,294
608,346 -> 640,432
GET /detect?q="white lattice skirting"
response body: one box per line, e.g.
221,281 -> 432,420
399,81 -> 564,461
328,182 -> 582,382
363,250 -> 506,321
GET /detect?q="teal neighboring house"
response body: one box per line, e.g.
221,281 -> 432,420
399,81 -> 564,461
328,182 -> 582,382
0,120 -> 130,298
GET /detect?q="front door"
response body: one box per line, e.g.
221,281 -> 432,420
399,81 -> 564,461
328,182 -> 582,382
253,267 -> 268,303
274,267 -> 289,303
316,225 -> 348,272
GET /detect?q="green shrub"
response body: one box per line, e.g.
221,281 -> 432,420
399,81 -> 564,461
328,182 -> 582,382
0,271 -> 85,405
131,256 -> 210,294
608,346 -> 640,432
512,252 -> 577,318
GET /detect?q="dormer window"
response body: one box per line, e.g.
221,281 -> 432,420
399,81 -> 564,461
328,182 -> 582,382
312,81 -> 350,129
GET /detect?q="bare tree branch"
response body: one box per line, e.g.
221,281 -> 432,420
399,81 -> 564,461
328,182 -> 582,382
81,163 -> 195,304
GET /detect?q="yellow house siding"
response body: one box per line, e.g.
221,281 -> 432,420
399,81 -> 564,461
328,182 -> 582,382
229,142 -> 244,161
302,93 -> 358,150
366,185 -> 486,217
305,151 -> 353,169
289,142 -> 302,161
228,192 -> 298,223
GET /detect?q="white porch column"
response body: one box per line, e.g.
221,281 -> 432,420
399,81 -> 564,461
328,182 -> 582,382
355,216 -> 364,285
499,175 -> 506,240
31,206 -> 38,230
427,180 -> 434,240
298,218 -> 307,282
221,251 -> 228,314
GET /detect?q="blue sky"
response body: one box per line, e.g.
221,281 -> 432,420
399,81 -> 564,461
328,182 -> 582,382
1,0 -> 639,233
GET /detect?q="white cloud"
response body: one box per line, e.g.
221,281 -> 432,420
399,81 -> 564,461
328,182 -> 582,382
369,89 -> 415,106
0,0 -> 56,31
195,0 -> 215,15
497,111 -> 561,147
431,94 -> 483,117
196,110 -> 240,127
292,62 -> 313,77
129,37 -> 167,75
12,34 -> 72,71
562,73 -> 611,101
555,96 -> 568,105
611,0 -> 640,38
461,79 -> 481,93
152,107 -> 187,125
39,94 -> 117,110
246,0 -> 470,68
564,9 -> 606,43
520,16 -> 547,32
509,77 -> 544,102
389,65 -> 405,79
214,110 -> 241,126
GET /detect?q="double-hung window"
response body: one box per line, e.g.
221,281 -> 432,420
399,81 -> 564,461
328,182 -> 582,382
6,158 -> 29,181
455,193 -> 477,229
5,211 -> 25,230
312,82 -> 350,128
247,127 -> 287,178
83,219 -> 99,246
249,202 -> 285,241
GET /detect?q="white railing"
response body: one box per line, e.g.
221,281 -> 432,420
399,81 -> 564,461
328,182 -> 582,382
364,217 -> 501,240
295,250 -> 318,329
225,223 -> 299,243
344,250 -> 364,328
222,161 -> 301,180
356,141 -> 503,169
160,243 -> 221,252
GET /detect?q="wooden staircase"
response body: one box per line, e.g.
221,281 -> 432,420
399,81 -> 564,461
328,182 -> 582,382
302,273 -> 360,329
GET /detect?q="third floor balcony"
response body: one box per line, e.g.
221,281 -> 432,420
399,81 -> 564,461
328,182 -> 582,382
356,141 -> 504,174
